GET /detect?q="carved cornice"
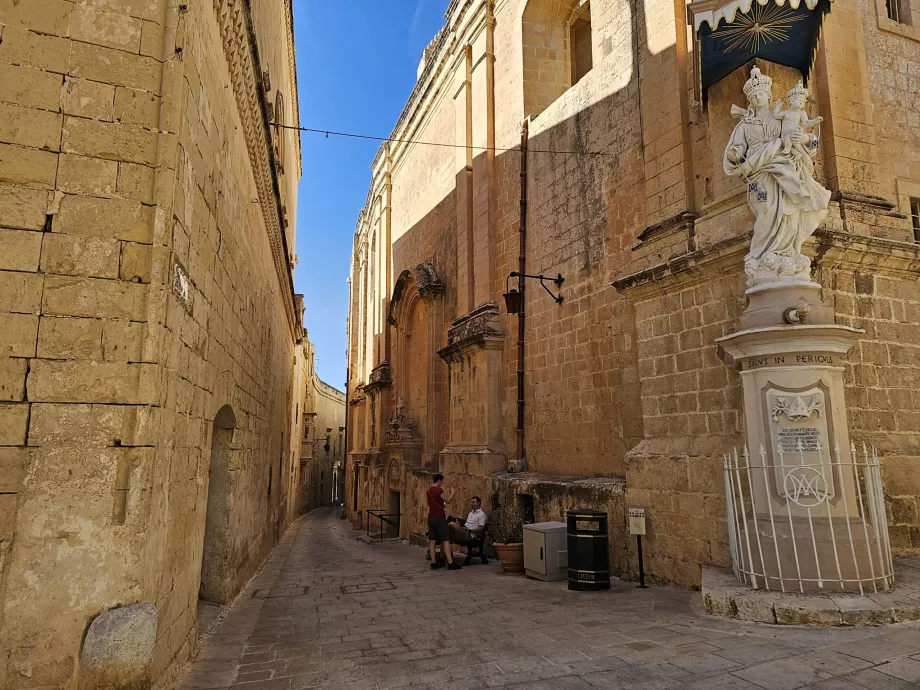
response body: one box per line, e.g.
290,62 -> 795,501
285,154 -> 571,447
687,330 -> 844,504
636,211 -> 698,246
388,263 -> 445,325
214,0 -> 297,337
283,0 -> 302,177
364,362 -> 392,394
438,301 -> 504,362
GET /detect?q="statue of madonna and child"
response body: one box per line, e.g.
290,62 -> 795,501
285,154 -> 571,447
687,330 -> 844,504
724,66 -> 832,288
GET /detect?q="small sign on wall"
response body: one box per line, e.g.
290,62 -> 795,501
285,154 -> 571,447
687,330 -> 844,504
628,507 -> 646,536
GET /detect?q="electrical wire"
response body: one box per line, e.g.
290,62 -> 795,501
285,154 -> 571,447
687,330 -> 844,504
269,122 -> 615,157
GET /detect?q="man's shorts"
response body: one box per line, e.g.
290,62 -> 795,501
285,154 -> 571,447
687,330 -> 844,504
427,516 -> 450,543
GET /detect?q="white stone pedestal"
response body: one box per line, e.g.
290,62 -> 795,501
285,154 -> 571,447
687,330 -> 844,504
716,283 -> 891,593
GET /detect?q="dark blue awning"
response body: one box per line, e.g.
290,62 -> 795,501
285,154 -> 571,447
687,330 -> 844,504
689,0 -> 832,95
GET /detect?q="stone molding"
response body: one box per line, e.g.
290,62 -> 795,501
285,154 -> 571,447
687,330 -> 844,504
438,301 -> 505,363
612,234 -> 749,298
214,0 -> 297,336
388,263 -> 445,325
635,211 -> 698,246
282,0 -> 302,177
614,226 -> 920,299
364,362 -> 392,394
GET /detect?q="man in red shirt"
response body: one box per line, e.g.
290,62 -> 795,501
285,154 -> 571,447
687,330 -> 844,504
427,473 -> 461,570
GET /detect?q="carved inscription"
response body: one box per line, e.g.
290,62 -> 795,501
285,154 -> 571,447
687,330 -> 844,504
743,353 -> 835,370
777,427 -> 822,453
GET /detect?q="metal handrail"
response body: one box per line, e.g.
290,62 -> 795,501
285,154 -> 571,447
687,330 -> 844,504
366,509 -> 401,541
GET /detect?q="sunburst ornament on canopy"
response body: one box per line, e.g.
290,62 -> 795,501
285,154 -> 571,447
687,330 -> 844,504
711,2 -> 807,53
688,0 -> 832,96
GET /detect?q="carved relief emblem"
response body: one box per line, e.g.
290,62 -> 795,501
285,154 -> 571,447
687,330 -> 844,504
770,394 -> 824,423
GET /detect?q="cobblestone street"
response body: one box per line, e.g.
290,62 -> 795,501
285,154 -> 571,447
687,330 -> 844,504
174,509 -> 920,690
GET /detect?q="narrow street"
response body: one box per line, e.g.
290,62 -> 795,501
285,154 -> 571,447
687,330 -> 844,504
174,510 -> 920,690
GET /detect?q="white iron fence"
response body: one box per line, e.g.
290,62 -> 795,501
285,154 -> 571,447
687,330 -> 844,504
724,442 -> 893,595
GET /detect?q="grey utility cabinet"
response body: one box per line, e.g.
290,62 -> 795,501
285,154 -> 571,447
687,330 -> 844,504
523,521 -> 568,581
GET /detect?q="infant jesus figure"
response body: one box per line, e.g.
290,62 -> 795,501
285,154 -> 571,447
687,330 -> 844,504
773,80 -> 823,159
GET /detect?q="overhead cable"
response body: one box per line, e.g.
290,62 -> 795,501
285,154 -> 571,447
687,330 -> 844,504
269,122 -> 614,157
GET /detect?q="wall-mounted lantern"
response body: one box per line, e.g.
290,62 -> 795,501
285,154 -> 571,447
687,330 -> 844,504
502,271 -> 564,315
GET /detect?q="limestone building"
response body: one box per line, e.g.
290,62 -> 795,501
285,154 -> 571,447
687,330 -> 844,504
0,0 -> 306,687
345,0 -> 920,586
298,336 -> 346,512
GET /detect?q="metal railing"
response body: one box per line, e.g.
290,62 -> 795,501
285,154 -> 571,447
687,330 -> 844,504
724,442 -> 893,595
366,509 -> 401,541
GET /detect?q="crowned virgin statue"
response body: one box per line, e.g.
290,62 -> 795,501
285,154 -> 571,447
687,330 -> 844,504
724,67 -> 831,287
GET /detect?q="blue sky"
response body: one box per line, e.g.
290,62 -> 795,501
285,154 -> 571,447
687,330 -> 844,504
291,1 -> 447,389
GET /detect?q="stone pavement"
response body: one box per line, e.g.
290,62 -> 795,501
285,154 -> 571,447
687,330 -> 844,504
173,509 -> 920,690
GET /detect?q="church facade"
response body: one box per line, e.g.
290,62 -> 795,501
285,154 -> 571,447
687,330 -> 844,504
345,0 -> 920,585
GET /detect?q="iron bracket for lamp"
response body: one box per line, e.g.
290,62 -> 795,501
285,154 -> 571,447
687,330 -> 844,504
503,271 -> 564,314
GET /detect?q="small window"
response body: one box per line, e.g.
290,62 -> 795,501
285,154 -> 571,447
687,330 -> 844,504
911,198 -> 920,243
887,0 -> 911,23
570,11 -> 592,84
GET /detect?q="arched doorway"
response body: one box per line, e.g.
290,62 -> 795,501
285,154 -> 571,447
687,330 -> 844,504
200,405 -> 236,605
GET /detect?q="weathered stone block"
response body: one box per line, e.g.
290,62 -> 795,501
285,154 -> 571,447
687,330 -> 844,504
140,19 -> 164,59
57,195 -> 153,242
0,446 -> 30,490
103,321 -> 144,362
120,243 -> 152,283
40,233 -> 121,279
773,597 -> 844,626
69,41 -> 160,93
0,492 -> 16,539
0,270 -> 43,313
0,357 -> 27,401
0,0 -> 72,35
69,4 -> 143,53
0,61 -> 64,111
116,163 -> 155,204
58,155 -> 119,197
42,275 -> 147,320
0,313 -> 38,357
79,603 -> 157,690
95,0 -> 163,22
0,229 -> 43,271
0,143 -> 58,189
62,77 -> 116,121
0,101 -> 63,151
28,403 -> 143,446
0,25 -> 71,73
0,403 -> 29,446
115,87 -> 160,128
27,360 -> 158,404
62,117 -> 158,166
37,316 -> 105,360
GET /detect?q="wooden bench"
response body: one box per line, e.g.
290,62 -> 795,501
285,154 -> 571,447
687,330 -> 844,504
428,523 -> 490,565
453,522 -> 490,565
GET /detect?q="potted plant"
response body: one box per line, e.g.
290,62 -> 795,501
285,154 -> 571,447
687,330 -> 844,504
491,506 -> 526,575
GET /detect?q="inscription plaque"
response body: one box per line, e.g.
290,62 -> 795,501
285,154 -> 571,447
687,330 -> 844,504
765,385 -> 835,504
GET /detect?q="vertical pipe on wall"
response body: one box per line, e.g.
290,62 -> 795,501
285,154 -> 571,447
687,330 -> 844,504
516,120 -> 529,462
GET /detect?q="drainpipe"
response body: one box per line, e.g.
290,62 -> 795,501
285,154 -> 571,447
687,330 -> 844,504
516,120 -> 529,463
342,366 -> 349,519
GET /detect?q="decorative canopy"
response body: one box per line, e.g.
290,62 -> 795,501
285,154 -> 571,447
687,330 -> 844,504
688,0 -> 832,95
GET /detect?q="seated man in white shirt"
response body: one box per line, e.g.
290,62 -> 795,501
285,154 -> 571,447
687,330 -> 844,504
448,496 -> 487,544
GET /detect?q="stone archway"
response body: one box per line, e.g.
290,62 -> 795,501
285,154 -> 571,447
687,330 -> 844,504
200,405 -> 236,604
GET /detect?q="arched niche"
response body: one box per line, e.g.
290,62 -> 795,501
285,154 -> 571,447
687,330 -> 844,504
387,263 -> 445,462
200,404 -> 237,604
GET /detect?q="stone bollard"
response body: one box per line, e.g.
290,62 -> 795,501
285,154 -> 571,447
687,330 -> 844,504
79,603 -> 157,690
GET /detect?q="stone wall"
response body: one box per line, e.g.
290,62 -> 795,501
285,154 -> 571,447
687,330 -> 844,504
0,0 -> 303,687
